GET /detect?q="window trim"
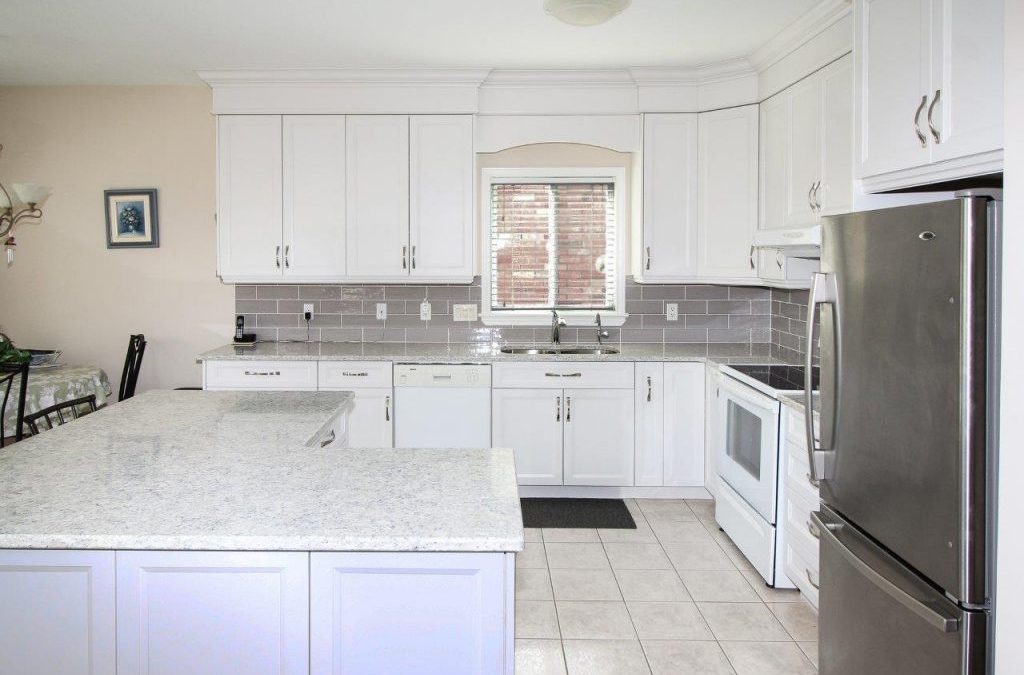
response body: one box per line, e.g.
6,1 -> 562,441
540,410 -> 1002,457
480,166 -> 628,327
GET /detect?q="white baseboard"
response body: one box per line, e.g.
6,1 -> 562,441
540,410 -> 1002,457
518,486 -> 712,500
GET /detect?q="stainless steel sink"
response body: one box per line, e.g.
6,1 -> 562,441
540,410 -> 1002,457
499,345 -> 620,355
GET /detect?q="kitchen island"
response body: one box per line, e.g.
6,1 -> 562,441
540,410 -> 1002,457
0,390 -> 523,675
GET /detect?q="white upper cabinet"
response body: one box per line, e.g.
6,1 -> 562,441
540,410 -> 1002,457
697,105 -> 759,281
283,115 -> 347,279
217,115 -> 283,280
786,77 -> 822,229
855,0 -> 1003,190
345,115 -> 410,278
409,115 -> 474,281
640,113 -> 699,280
819,59 -> 854,216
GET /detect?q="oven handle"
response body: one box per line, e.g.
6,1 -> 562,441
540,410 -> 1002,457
805,272 -> 837,484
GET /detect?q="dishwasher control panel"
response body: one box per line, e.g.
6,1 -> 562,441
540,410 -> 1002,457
393,364 -> 492,388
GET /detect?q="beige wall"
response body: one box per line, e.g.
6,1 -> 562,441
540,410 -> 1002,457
0,86 -> 232,390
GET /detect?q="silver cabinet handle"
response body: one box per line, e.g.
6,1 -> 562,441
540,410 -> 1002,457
776,250 -> 784,270
812,181 -> 822,211
402,245 -> 407,270
244,370 -> 281,376
320,429 -> 336,448
284,245 -> 290,268
275,245 -> 281,269
748,245 -> 755,270
565,396 -> 571,422
806,568 -> 819,590
807,519 -> 820,540
555,395 -> 561,422
545,372 -> 582,378
385,395 -> 390,422
341,372 -> 369,377
645,246 -> 651,271
927,89 -> 941,144
807,183 -> 816,211
811,511 -> 960,633
913,94 -> 928,147
411,245 -> 416,270
646,376 -> 652,402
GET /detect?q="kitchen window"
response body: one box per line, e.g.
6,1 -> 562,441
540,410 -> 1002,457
481,167 -> 627,326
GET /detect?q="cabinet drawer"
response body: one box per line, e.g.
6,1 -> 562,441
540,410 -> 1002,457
204,360 -> 318,390
782,485 -> 820,563
492,362 -> 633,389
319,361 -> 393,389
783,405 -> 809,447
783,540 -> 819,609
785,438 -> 820,505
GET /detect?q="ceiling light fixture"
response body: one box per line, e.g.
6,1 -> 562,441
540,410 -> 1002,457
544,0 -> 632,27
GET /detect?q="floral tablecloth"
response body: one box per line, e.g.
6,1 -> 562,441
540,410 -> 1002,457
3,365 -> 112,435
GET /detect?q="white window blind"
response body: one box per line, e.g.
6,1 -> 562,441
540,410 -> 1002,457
489,181 -> 617,311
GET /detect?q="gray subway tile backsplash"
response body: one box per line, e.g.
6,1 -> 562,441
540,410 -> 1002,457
233,276 -> 811,361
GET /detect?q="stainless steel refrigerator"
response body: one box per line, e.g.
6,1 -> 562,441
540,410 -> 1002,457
805,193 -> 1000,674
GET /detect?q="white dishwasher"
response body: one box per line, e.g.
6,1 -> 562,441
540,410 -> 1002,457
393,364 -> 492,448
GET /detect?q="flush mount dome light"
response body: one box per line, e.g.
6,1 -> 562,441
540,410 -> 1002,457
544,0 -> 632,26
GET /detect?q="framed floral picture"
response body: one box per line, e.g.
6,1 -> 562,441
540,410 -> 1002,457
104,189 -> 159,248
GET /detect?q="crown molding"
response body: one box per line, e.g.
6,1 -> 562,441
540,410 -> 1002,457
198,68 -> 492,87
629,58 -> 756,86
748,0 -> 851,72
481,69 -> 635,87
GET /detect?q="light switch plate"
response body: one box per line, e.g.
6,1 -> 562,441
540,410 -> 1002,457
420,301 -> 432,321
376,303 -> 387,320
453,304 -> 478,322
666,303 -> 679,322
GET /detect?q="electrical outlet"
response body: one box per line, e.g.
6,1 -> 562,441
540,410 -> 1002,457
666,303 -> 679,322
453,304 -> 478,322
303,303 -> 315,321
376,303 -> 387,320
420,300 -> 432,321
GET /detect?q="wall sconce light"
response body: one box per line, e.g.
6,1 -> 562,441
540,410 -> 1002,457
0,144 -> 52,266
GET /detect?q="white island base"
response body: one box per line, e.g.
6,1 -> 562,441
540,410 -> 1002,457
0,548 -> 514,675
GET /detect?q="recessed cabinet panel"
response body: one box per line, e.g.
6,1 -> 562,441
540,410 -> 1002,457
820,58 -> 854,216
759,94 -> 790,231
409,115 -> 474,280
217,115 -> 283,279
787,78 -> 822,228
283,115 -> 347,279
562,388 -> 635,486
492,388 -> 563,485
345,115 -> 410,278
634,362 -> 664,486
641,113 -> 699,279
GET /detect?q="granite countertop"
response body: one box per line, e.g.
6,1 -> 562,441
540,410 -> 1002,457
198,341 -> 783,365
780,391 -> 821,416
0,390 -> 523,553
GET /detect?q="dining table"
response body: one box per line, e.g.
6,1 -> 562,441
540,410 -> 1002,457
2,364 -> 113,437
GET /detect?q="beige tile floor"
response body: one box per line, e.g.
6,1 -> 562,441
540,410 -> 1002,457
515,498 -> 819,675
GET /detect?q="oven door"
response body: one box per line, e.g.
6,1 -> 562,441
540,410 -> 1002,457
717,375 -> 781,523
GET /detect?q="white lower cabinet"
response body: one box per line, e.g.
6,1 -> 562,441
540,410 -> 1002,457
310,551 -> 513,675
492,388 -> 563,485
0,550 -> 116,675
345,388 -> 394,447
635,362 -> 706,488
115,551 -> 310,675
204,359 -> 318,391
562,388 -> 634,486
634,362 -> 665,486
781,404 -> 821,608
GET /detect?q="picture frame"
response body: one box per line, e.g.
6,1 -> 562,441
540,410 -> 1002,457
104,189 -> 159,248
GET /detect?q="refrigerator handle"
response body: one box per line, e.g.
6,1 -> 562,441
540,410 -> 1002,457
811,512 -> 961,633
805,272 -> 838,482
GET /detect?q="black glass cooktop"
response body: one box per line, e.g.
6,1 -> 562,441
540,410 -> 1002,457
728,364 -> 819,392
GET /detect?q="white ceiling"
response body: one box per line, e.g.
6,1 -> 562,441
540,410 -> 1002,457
0,0 -> 821,85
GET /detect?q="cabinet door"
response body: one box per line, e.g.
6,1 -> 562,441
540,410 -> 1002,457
563,388 -> 634,486
310,551 -> 510,675
0,550 -> 115,675
663,362 -> 705,486
283,115 -> 347,279
927,0 -> 1003,164
855,0 -> 932,177
819,56 -> 854,216
697,105 -> 759,281
345,115 -> 410,278
759,92 -> 790,231
346,388 -> 394,448
217,115 -> 283,280
787,76 -> 822,227
116,551 -> 309,675
641,113 -> 699,279
492,388 -> 563,485
634,362 -> 664,486
409,115 -> 474,281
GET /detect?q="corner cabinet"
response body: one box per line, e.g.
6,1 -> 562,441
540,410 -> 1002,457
637,107 -> 758,285
855,0 -> 1003,191
217,114 -> 474,284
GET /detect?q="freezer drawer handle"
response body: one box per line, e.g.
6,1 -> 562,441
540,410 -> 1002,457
810,512 -> 960,633
807,519 -> 820,540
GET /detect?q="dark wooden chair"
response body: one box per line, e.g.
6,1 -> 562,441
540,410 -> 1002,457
0,361 -> 30,447
24,394 -> 98,435
119,334 -> 146,401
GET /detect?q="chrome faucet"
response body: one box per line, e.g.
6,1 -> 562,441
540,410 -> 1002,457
595,313 -> 610,345
551,310 -> 567,344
